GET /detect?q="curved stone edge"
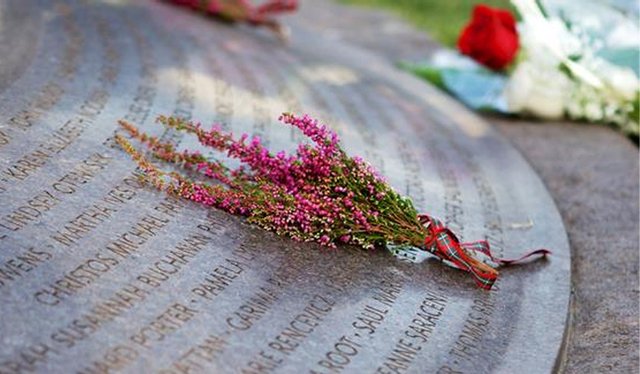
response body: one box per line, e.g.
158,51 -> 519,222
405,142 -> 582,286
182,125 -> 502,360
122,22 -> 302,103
494,120 -> 639,373
286,17 -> 572,373
0,0 -> 574,371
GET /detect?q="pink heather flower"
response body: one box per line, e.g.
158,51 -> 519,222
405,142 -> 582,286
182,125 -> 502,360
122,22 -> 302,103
117,112 -> 549,291
117,113 -> 425,251
319,235 -> 331,245
167,0 -> 298,34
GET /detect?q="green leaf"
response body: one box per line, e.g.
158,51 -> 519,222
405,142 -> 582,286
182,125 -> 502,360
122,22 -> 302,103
399,62 -> 446,90
402,62 -> 508,113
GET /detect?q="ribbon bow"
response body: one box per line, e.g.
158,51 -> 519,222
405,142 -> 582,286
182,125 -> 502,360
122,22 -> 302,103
418,214 -> 550,290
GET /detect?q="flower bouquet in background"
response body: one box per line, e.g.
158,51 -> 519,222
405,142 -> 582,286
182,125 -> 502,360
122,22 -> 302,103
166,0 -> 298,38
116,114 -> 549,290
402,0 -> 640,138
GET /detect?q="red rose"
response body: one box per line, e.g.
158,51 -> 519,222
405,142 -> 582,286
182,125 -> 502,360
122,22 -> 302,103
457,4 -> 519,71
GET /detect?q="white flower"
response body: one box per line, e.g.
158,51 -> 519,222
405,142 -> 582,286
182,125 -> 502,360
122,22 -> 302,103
505,0 -> 639,135
504,60 -> 571,119
584,102 -> 604,122
600,64 -> 639,101
513,0 -> 581,60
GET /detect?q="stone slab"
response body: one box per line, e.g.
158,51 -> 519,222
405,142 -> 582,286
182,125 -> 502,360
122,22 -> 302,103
0,1 -> 570,373
300,0 -> 639,372
493,119 -> 639,373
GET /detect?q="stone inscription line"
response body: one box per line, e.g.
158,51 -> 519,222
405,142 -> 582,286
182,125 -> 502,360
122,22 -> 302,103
375,290 -> 448,374
157,245 -> 366,374
371,82 -> 505,374
240,293 -> 337,374
0,8 -> 157,308
0,152 -> 113,236
377,84 -> 509,373
0,11 -> 123,197
31,196 -> 182,308
77,233 -> 259,374
437,124 -> 508,374
310,273 -> 404,374
153,14 -> 195,148
0,5 -> 119,163
0,219 -> 220,373
1,3 -> 82,143
357,84 -> 426,209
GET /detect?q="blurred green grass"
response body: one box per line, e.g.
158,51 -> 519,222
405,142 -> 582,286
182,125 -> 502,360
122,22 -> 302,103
337,0 -> 514,47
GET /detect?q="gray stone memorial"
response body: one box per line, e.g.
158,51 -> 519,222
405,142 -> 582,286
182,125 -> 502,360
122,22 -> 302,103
0,1 -> 570,373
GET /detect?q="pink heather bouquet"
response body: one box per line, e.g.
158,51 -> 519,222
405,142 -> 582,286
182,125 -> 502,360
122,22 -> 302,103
166,0 -> 298,38
116,114 -> 548,289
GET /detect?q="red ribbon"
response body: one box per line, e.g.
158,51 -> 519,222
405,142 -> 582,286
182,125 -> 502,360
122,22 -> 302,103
418,214 -> 550,290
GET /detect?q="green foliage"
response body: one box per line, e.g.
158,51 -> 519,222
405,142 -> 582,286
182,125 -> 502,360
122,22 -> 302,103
337,0 -> 515,47
398,61 -> 446,89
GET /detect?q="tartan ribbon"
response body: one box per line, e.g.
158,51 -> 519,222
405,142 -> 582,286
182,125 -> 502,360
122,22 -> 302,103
418,214 -> 550,290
